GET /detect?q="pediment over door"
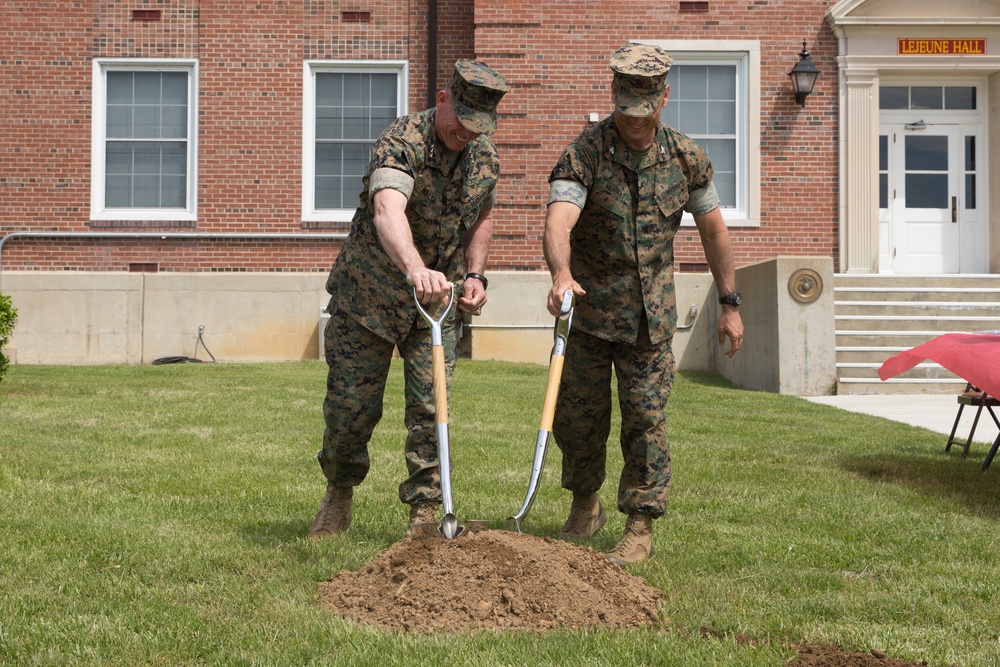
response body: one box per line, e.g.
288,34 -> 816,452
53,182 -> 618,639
827,0 -> 1000,24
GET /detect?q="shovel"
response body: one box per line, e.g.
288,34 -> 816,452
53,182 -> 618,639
508,289 -> 575,533
412,284 -> 486,539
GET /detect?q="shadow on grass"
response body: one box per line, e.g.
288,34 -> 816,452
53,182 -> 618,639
839,451 -> 1000,520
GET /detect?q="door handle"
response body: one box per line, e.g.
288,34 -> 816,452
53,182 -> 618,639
952,196 -> 957,223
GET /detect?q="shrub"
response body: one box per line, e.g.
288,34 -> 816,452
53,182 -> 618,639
0,293 -> 17,383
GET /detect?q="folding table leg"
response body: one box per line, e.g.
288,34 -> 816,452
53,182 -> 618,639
983,435 -> 1000,472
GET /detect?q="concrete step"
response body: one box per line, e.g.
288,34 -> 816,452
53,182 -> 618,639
836,377 -> 966,395
835,289 -> 1000,303
835,302 -> 1000,318
834,275 -> 1000,289
834,315 -> 999,331
833,274 -> 1000,395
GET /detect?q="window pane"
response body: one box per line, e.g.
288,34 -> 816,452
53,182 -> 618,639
945,86 -> 976,110
701,138 -> 735,173
910,86 -> 942,110
132,144 -> 160,175
161,72 -> 188,104
678,101 -> 708,134
133,104 -> 161,139
315,176 -> 342,209
161,104 -> 187,139
879,135 -> 888,171
161,143 -> 187,176
966,174 -> 976,209
965,136 -> 975,171
905,174 -> 948,208
134,74 -> 161,104
701,138 -> 735,207
905,135 -> 947,171
707,101 -> 736,135
106,106 -> 132,138
105,175 -> 132,207
133,175 -> 160,207
707,66 -> 736,100
879,86 -> 908,109
160,176 -> 186,207
370,76 -> 397,107
712,172 -> 736,208
107,72 -> 133,104
677,66 -> 708,99
880,173 -> 888,209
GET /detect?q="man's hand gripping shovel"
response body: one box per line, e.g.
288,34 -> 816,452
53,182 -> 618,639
412,284 -> 486,539
508,289 -> 574,533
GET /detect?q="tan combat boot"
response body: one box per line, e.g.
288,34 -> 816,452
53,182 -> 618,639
558,492 -> 607,539
606,513 -> 654,565
405,501 -> 439,537
308,483 -> 353,538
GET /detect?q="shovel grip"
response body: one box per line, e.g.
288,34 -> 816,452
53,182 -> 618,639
539,353 -> 564,431
432,345 -> 448,425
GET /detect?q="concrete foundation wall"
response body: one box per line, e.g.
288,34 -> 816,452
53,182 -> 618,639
2,270 -> 721,369
715,256 -> 836,396
466,271 -> 719,370
3,272 -> 331,365
2,260 -> 837,397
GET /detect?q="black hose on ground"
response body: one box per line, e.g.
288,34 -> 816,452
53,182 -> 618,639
152,329 -> 217,365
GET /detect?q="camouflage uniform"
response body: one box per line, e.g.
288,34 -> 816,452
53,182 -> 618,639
319,61 -> 508,506
548,44 -> 717,518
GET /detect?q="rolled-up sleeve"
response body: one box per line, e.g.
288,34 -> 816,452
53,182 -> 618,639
547,178 -> 588,208
685,181 -> 720,215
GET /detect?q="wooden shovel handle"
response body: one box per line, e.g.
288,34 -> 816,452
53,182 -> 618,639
432,344 -> 448,426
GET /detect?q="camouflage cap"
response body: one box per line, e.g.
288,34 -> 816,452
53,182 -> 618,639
610,43 -> 672,117
449,59 -> 510,135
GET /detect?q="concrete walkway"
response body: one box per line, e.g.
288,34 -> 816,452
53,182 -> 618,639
802,393 -> 1000,446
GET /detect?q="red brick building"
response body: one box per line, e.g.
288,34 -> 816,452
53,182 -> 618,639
0,0 -> 838,274
4,0 -> 1000,382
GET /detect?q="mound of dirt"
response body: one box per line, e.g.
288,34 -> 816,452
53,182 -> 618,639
317,528 -> 661,633
318,530 -> 934,666
787,643 -> 931,667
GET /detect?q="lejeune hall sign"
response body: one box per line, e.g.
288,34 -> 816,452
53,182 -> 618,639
898,39 -> 986,55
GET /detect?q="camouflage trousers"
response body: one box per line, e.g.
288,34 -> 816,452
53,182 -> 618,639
318,303 -> 458,505
552,320 -> 674,518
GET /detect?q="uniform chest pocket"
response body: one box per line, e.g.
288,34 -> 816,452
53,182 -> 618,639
653,180 -> 688,220
459,181 -> 493,226
589,180 -> 630,221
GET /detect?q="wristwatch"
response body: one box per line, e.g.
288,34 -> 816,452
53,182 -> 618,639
465,272 -> 488,290
719,291 -> 742,307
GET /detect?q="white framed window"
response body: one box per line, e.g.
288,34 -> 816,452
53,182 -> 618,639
90,59 -> 198,221
302,60 -> 408,225
645,41 -> 760,227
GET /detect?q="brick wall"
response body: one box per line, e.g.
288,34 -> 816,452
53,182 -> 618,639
0,1 -> 839,274
479,0 -> 840,271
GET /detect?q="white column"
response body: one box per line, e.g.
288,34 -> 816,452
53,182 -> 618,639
841,67 -> 879,273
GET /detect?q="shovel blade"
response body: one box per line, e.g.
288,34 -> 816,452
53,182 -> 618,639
406,519 -> 487,539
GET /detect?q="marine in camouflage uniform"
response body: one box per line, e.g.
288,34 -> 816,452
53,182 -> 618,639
543,43 -> 744,564
309,60 -> 509,538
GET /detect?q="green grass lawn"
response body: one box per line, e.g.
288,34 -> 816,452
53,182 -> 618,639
1,361 -> 998,666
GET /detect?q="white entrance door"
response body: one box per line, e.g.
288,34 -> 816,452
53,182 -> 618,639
881,121 -> 985,274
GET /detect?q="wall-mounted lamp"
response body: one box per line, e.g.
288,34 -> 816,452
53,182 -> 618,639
788,41 -> 820,108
